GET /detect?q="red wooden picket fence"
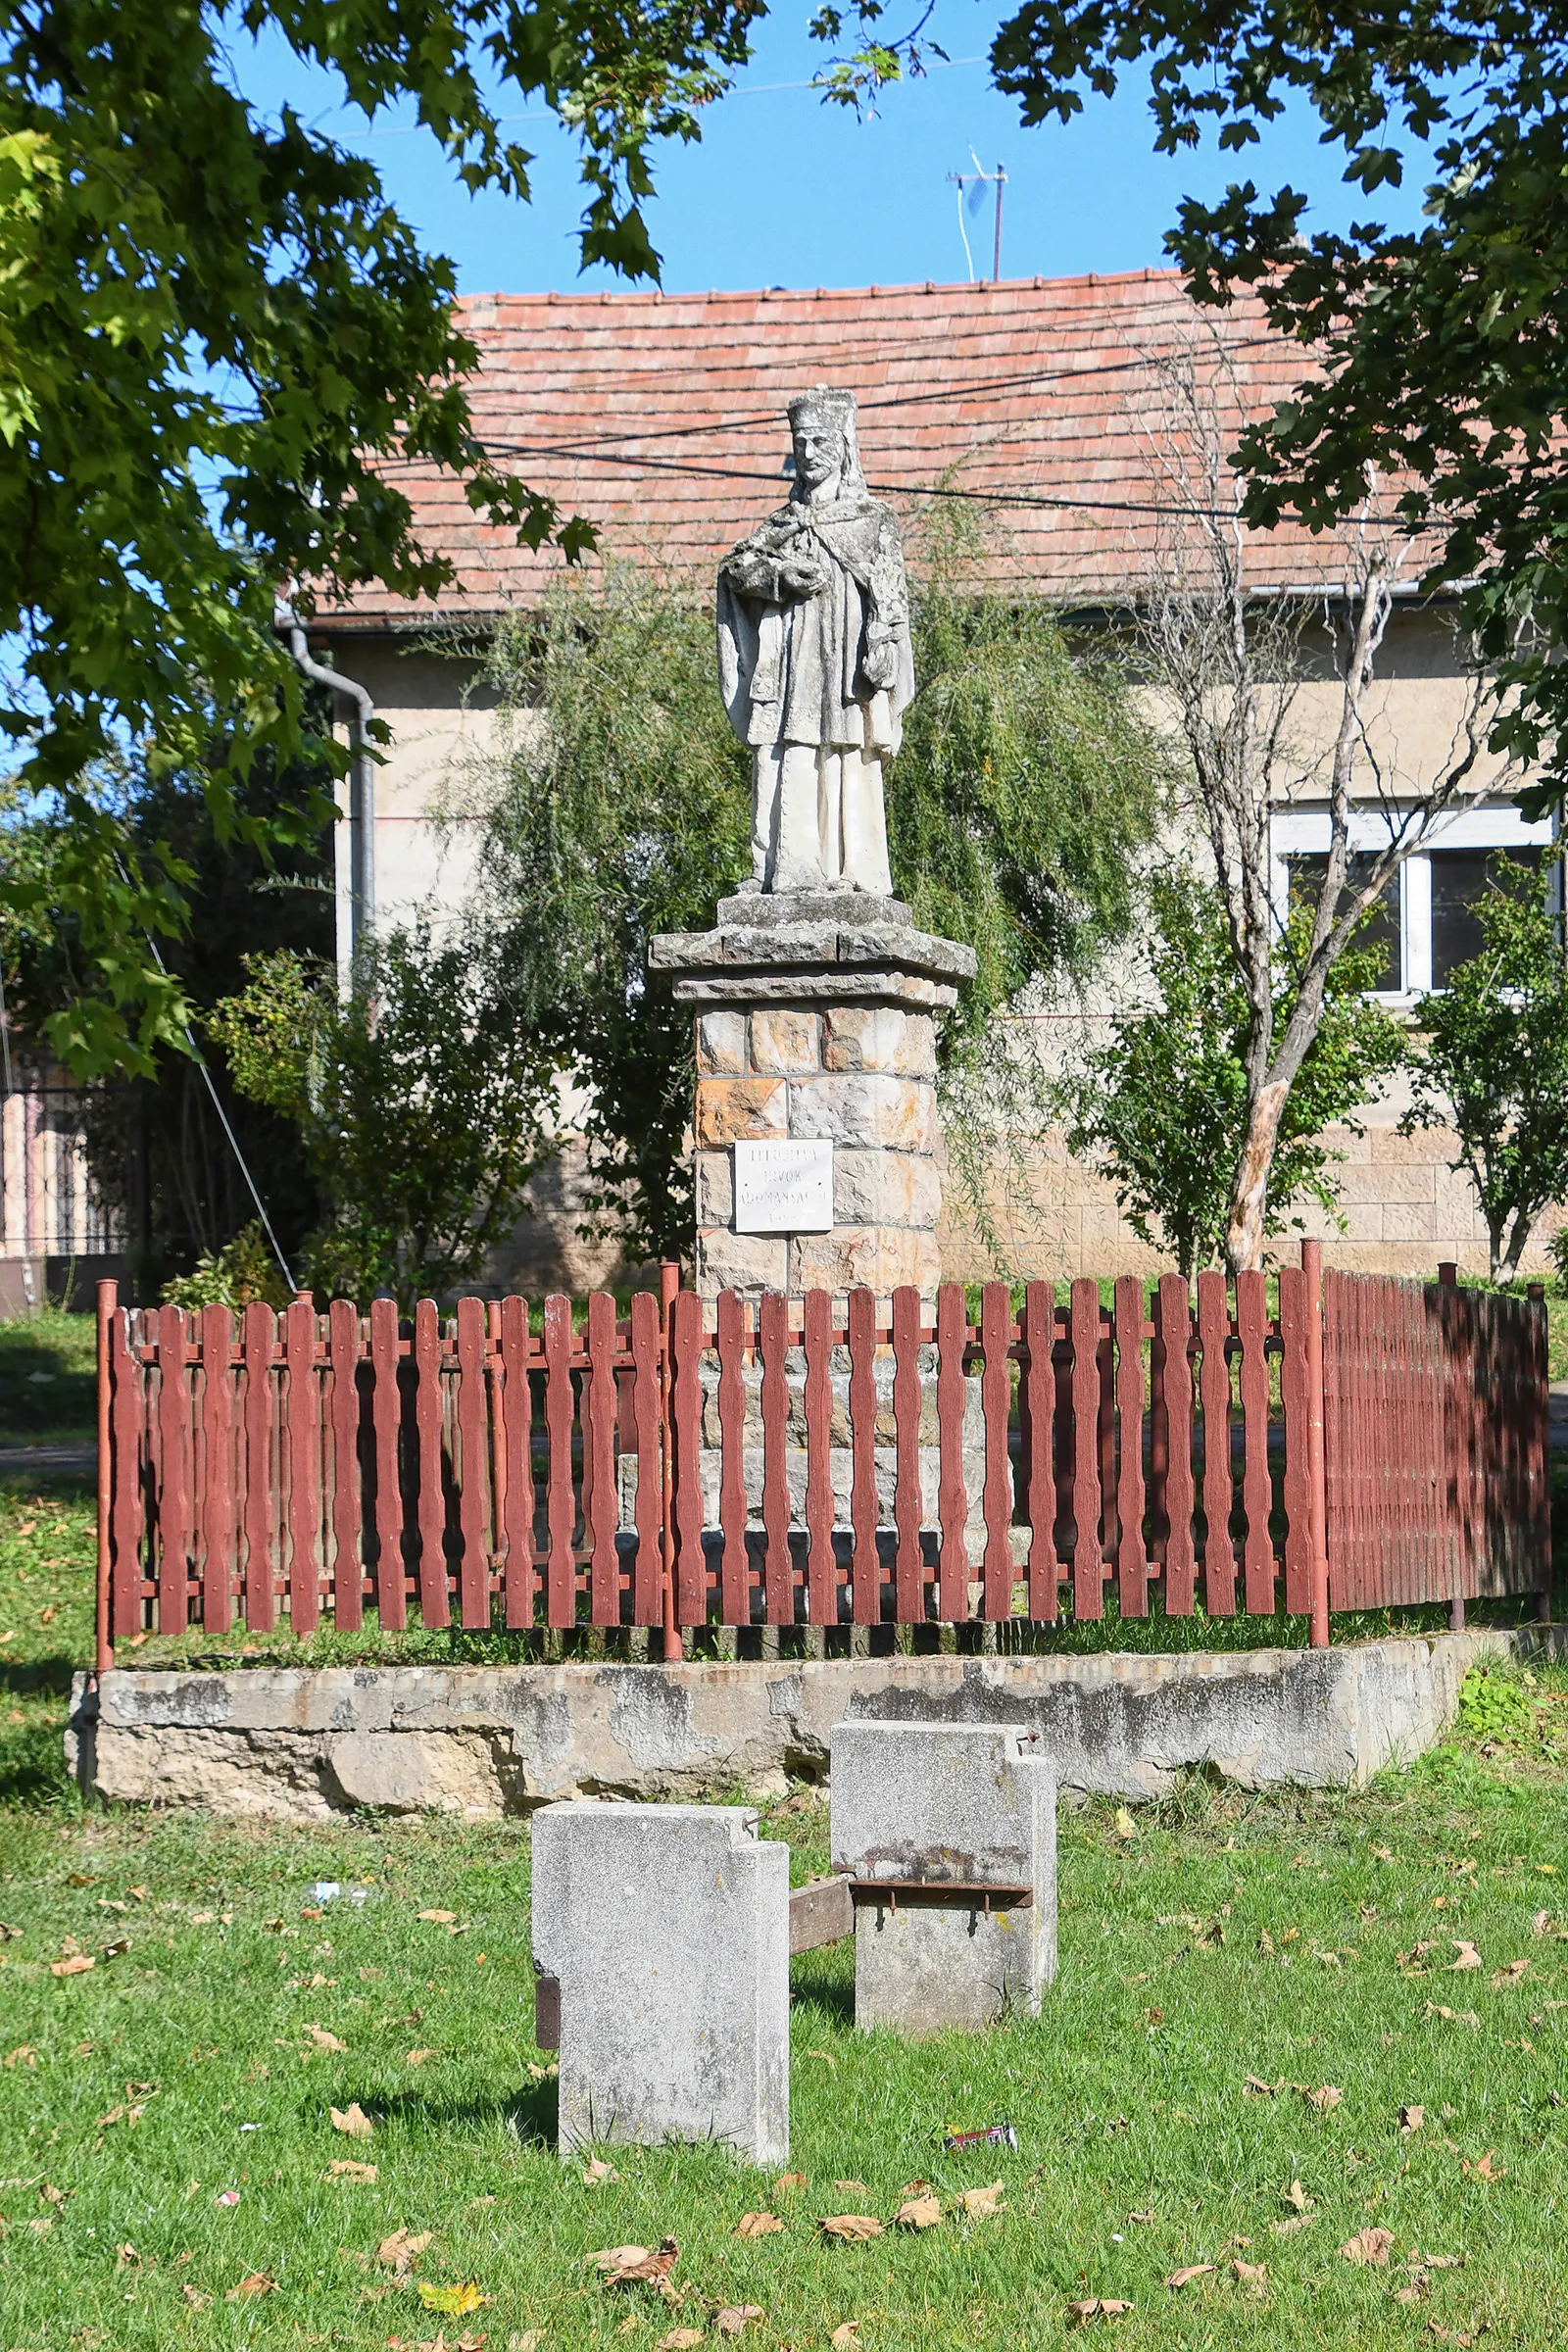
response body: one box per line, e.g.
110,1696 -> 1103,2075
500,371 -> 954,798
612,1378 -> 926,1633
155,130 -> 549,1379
92,1246 -> 1549,1670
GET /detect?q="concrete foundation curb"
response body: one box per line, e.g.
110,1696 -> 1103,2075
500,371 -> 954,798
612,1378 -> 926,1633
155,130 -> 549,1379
65,1627 -> 1564,1822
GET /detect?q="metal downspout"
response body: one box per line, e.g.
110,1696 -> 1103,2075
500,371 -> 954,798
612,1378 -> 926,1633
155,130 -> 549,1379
274,600 -> 375,969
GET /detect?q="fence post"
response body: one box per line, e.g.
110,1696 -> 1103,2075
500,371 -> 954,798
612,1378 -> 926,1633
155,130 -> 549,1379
659,1261 -> 683,1663
1529,1280 -> 1552,1625
95,1278 -> 115,1677
1302,1241 -> 1330,1648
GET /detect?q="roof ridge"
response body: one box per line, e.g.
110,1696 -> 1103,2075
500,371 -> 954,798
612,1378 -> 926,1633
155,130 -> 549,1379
457,266 -> 1183,312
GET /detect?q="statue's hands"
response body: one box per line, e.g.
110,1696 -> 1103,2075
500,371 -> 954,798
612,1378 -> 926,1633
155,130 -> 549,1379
779,553 -> 831,598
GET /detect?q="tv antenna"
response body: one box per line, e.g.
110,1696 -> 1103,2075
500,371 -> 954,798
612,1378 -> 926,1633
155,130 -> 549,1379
948,152 -> 1006,283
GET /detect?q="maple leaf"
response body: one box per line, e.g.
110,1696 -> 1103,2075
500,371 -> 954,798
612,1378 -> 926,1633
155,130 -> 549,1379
417,2283 -> 486,2318
819,2216 -> 883,2241
330,2103 -> 374,2137
734,2214 -> 784,2239
1339,2227 -> 1395,2266
1300,2085 -> 1343,2111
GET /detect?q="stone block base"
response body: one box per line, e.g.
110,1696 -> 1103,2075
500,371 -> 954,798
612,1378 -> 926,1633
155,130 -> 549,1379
531,1801 -> 789,2163
650,894 -> 976,1302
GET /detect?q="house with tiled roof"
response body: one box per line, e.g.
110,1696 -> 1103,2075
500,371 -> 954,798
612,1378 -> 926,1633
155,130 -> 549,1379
303,270 -> 1560,1284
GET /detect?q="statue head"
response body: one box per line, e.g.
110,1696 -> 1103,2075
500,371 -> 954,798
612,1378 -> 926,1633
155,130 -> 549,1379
787,387 -> 867,503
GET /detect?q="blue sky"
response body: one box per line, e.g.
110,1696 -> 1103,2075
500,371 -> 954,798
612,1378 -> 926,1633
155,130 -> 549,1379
236,5 -> 1437,299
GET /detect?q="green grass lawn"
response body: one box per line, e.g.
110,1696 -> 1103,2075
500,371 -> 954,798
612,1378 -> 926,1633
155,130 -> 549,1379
4,1453 -> 1568,2348
0,1303 -> 98,1448
3,1694 -> 1568,2349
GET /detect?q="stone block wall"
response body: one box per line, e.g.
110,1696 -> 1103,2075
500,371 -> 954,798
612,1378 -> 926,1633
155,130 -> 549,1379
694,1002 -> 943,1298
935,1116 -> 1566,1283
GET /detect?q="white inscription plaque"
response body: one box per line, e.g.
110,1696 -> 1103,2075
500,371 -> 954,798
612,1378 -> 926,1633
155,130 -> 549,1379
733,1139 -> 834,1234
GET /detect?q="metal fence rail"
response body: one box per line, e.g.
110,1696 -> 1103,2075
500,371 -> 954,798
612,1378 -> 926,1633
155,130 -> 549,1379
94,1244 -> 1549,1668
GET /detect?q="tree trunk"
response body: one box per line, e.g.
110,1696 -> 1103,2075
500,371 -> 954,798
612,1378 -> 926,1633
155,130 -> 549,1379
1224,1078 -> 1291,1274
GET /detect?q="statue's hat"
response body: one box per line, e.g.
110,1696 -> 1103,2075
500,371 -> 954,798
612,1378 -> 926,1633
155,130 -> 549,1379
787,385 -> 857,433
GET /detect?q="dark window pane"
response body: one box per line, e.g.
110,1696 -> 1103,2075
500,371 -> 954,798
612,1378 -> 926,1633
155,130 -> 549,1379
1429,847 -> 1544,986
1289,853 -> 1401,990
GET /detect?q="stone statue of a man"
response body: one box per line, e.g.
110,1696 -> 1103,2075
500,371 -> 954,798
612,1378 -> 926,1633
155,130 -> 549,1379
717,387 -> 914,896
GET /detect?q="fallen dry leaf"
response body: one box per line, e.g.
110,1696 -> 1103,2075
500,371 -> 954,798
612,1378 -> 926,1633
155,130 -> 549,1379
819,2216 -> 883,2242
1400,2104 -> 1426,2135
406,2048 -> 437,2066
326,2160 -> 377,2181
1233,2260 -> 1267,2291
774,2174 -> 807,2194
508,2335 -> 542,2352
1128,2207 -> 1156,2227
892,2195 -> 941,2231
308,2024 -> 347,2053
1462,2150 -> 1505,2180
1283,2180 -> 1315,2215
1448,1941 -> 1483,1973
39,2182 -> 67,2206
1425,2003 -> 1481,2027
1114,1806 -> 1138,1839
379,2230 -> 432,2273
833,2180 -> 868,2197
1269,2217 -> 1312,2238
656,2331 -> 704,2351
1490,1959 -> 1529,1988
417,1910 -> 457,1924
956,2181 -> 1004,2220
227,2272 -> 277,2299
1299,2084 -> 1343,2111
3,2044 -> 36,2069
1066,2299 -> 1131,2325
592,2239 -> 680,2291
734,2214 -> 784,2239
712,2309 -> 763,2337
828,2326 -> 859,2349
1166,2265 -> 1214,2290
582,2159 -> 620,2185
1244,2075 -> 1276,2097
182,2284 -> 211,2310
1340,2227 -> 1395,2267
330,2103 -> 374,2137
50,1955 -> 93,1978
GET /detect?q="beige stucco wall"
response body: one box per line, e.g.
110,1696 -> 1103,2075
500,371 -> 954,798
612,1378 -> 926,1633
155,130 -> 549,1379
317,614 -> 1561,1289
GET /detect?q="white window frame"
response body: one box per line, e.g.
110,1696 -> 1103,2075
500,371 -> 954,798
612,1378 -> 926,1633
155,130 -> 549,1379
1271,806 -> 1560,1004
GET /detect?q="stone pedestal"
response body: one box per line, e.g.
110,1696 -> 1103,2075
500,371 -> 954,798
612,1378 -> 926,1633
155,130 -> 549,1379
649,892 -> 976,1299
